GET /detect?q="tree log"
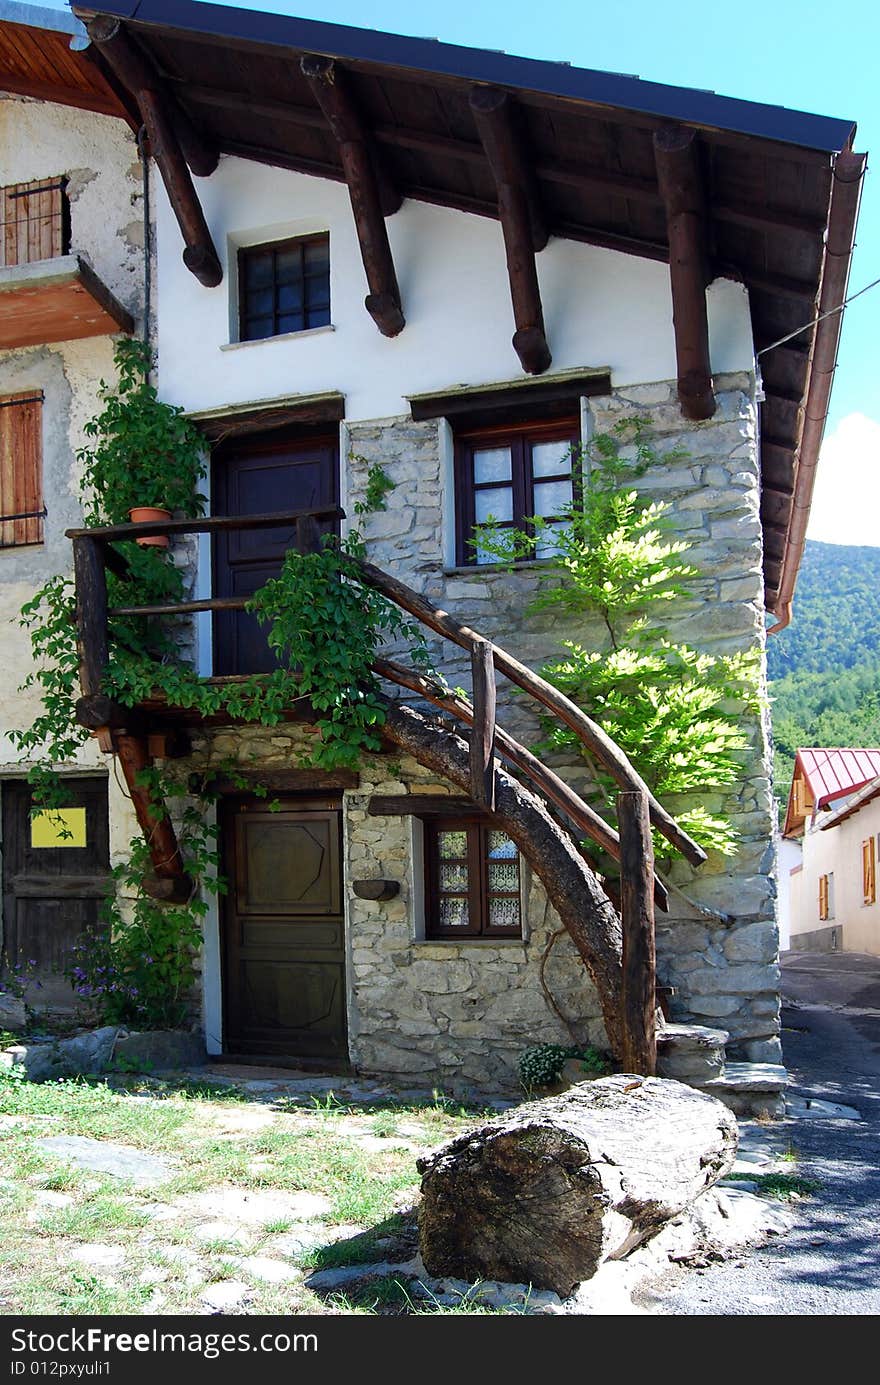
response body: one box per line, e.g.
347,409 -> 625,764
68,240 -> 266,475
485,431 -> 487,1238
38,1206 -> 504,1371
379,700 -> 624,1054
418,1074 -> 738,1295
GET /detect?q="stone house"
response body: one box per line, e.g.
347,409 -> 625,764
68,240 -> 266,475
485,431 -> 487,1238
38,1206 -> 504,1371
0,1 -> 145,1012
0,2 -> 865,1097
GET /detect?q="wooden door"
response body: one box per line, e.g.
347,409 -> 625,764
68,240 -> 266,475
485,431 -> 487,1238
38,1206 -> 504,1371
221,798 -> 347,1059
1,778 -> 110,1013
212,430 -> 339,675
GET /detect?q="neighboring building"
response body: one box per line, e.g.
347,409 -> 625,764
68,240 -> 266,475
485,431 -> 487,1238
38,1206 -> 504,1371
784,749 -> 880,955
0,1 -> 865,1090
0,1 -> 145,1010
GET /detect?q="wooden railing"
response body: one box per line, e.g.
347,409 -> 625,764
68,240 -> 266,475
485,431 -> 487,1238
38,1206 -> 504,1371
66,504 -> 706,1073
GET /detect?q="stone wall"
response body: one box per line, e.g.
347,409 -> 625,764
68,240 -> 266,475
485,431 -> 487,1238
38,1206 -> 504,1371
186,720 -> 606,1093
345,372 -> 780,1064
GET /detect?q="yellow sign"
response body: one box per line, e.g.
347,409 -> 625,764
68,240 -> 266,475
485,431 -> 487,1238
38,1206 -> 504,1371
30,808 -> 87,849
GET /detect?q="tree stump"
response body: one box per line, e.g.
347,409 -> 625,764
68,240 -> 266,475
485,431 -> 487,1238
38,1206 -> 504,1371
417,1074 -> 738,1295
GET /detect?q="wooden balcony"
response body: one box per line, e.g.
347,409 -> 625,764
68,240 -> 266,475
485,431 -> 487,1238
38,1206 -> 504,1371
66,505 -> 708,1073
0,178 -> 132,349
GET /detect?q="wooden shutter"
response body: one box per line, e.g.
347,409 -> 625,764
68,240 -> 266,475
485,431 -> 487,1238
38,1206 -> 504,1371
862,839 -> 876,906
0,178 -> 66,268
818,874 -> 829,921
0,392 -> 44,547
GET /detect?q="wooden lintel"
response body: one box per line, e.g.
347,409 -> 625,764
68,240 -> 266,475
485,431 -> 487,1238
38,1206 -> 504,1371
86,16 -> 218,176
301,55 -> 404,337
470,86 -> 551,375
368,795 -> 486,818
87,18 -> 221,288
200,769 -> 359,794
653,125 -> 715,421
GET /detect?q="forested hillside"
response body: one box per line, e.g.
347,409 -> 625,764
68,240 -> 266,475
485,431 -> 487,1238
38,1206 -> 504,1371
768,541 -> 880,804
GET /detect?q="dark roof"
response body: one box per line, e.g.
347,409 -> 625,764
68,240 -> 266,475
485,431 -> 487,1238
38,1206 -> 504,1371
48,5 -> 862,618
73,0 -> 856,152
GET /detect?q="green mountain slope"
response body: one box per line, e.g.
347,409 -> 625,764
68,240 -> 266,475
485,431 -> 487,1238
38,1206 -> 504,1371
768,541 -> 880,804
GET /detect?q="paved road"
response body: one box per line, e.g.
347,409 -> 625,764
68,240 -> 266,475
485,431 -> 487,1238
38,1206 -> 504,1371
637,951 -> 880,1315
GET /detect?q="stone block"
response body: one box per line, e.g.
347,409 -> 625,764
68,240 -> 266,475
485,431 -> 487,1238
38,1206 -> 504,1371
0,995 -> 27,1032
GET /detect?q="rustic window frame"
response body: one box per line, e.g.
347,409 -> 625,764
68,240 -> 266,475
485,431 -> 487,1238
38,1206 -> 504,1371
237,233 -> 330,342
818,872 -> 830,921
453,417 -> 580,566
423,818 -> 523,940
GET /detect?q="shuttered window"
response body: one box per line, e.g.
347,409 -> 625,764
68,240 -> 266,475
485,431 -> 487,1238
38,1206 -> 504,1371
862,838 -> 876,906
818,873 -> 830,921
0,391 -> 44,548
0,178 -> 68,267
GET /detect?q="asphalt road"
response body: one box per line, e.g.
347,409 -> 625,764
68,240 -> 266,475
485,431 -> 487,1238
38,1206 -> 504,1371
636,951 -> 880,1315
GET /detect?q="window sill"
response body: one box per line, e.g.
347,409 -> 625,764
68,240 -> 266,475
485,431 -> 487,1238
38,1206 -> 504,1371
441,560 -> 557,576
413,937 -> 526,947
221,324 -> 335,352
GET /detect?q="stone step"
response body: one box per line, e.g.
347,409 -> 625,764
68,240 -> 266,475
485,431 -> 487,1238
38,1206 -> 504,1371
697,1062 -> 789,1120
656,1023 -> 729,1083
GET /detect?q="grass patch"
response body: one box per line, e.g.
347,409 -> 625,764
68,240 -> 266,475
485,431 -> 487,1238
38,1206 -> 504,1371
728,1171 -> 821,1199
303,1213 -> 413,1270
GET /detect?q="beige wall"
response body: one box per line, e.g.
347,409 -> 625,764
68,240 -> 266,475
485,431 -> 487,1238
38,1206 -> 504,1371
790,798 -> 880,955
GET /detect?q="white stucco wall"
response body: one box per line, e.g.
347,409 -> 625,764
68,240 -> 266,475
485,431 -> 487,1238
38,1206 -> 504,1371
155,155 -> 755,421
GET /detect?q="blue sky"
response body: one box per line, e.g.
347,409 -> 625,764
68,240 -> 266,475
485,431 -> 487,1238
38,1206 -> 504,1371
43,0 -> 880,541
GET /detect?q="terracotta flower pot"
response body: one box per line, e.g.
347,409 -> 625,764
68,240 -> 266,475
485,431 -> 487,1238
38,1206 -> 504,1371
128,506 -> 171,548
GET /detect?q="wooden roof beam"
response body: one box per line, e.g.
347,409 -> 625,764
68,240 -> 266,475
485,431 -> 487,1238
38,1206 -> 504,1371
301,55 -> 404,337
85,17 -> 218,176
86,18 -> 221,288
653,125 -> 715,421
470,86 -> 551,375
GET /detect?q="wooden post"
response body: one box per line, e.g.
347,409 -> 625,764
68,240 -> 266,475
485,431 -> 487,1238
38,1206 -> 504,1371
617,789 -> 657,1075
301,55 -> 404,337
469,638 -> 496,809
114,731 -> 190,887
653,126 -> 715,421
72,536 -> 109,699
470,87 -> 551,375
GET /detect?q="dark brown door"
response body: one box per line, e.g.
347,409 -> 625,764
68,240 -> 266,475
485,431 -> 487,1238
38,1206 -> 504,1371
221,798 -> 347,1059
1,777 -> 110,1013
212,430 -> 339,674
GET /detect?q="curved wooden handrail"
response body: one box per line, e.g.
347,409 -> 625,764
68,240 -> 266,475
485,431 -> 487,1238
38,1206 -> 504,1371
374,656 -> 669,912
357,559 -> 706,866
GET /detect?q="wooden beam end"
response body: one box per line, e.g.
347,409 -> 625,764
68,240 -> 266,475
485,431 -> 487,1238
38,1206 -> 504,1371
183,244 -> 223,288
366,291 -> 405,337
513,327 -> 552,375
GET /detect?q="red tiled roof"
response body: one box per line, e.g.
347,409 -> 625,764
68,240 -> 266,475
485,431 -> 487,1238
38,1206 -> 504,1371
797,748 -> 880,808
